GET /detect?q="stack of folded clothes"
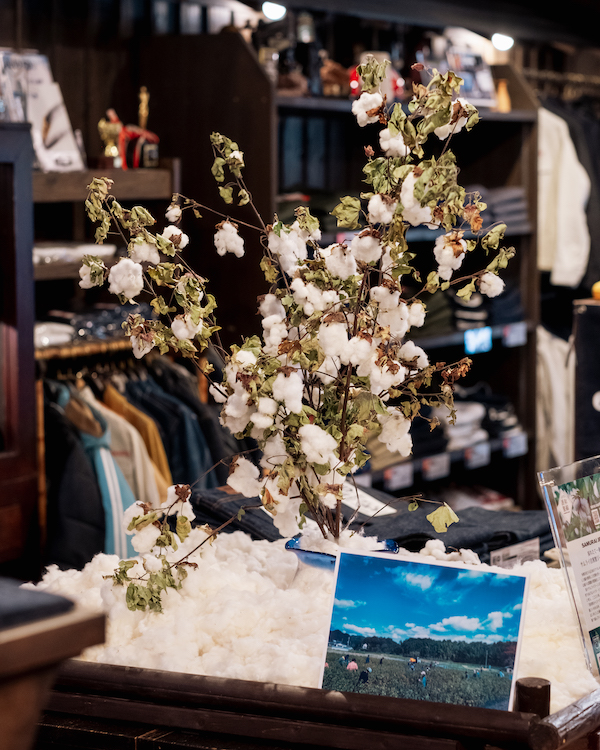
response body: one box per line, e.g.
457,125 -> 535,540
446,281 -> 524,331
454,382 -> 522,439
432,400 -> 489,451
189,484 -> 553,565
45,302 -> 156,342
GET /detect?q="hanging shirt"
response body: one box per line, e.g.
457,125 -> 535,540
79,385 -> 160,508
56,385 -> 138,559
103,382 -> 173,487
538,107 -> 591,287
124,377 -> 218,489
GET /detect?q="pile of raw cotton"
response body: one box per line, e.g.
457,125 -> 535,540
28,528 -> 599,714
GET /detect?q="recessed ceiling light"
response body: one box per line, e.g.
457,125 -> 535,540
491,33 -> 514,51
262,2 -> 287,21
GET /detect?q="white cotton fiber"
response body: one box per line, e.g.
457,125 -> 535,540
28,531 -> 600,714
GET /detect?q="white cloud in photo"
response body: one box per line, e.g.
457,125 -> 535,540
513,602 -> 522,611
402,571 -> 435,590
487,611 -> 512,631
429,615 -> 481,633
344,624 -> 378,637
405,622 -> 415,628
334,598 -> 366,609
490,574 -> 515,586
456,570 -> 487,584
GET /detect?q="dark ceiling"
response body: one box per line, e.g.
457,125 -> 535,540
264,0 -> 600,47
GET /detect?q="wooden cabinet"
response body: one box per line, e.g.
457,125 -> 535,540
0,124 -> 38,578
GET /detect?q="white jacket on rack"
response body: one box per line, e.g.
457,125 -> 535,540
538,107 -> 591,288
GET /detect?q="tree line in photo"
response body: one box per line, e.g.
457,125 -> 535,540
329,630 -> 516,668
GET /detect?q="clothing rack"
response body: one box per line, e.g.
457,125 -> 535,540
35,338 -> 133,361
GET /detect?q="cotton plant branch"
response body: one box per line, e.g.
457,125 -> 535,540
80,56 -> 515,611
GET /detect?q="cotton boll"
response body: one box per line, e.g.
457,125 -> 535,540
261,477 -> 303,538
298,423 -> 339,466
143,554 -> 164,573
171,314 -> 202,340
260,433 -> 287,470
324,244 -> 358,280
377,410 -> 413,456
290,278 -> 340,316
351,91 -> 383,127
400,172 -> 438,228
225,349 -> 258,388
131,523 -> 162,554
379,127 -> 410,157
268,228 -> 307,276
258,397 -> 278,416
165,205 -> 182,223
479,272 -> 505,298
341,335 -> 375,367
434,97 -> 470,140
123,501 -> 150,534
368,194 -> 397,225
420,539 -> 447,557
272,370 -> 304,414
378,306 -> 410,339
318,322 -> 349,358
262,317 -> 288,355
108,258 -> 144,301
433,232 -> 467,281
399,340 -> 429,370
227,456 -> 264,497
370,285 -> 400,311
221,385 -> 254,434
130,334 -> 155,360
315,355 -> 341,385
408,301 -> 426,328
162,484 -> 194,517
160,225 -> 189,249
351,233 -> 383,264
78,265 -> 96,289
209,383 -> 227,403
259,293 -> 286,320
214,221 -> 245,258
129,240 -> 160,265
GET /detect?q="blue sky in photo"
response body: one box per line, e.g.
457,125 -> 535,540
330,552 -> 526,645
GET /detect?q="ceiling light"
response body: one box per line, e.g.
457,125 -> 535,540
262,2 -> 286,21
491,33 -> 514,51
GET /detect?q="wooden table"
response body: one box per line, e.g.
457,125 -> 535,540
0,607 -> 105,750
34,660 -> 600,750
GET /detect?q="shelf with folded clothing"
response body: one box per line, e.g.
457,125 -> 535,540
33,243 -> 120,282
356,430 -> 530,492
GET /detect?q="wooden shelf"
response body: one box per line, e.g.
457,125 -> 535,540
277,95 -> 537,122
32,158 -> 180,203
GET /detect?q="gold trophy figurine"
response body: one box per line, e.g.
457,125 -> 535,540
138,86 -> 149,130
138,86 -> 159,168
98,111 -> 123,168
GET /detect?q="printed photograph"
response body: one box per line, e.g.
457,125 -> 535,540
321,552 -> 527,709
554,473 -> 600,543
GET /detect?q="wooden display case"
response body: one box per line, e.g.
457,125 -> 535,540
0,123 -> 38,578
